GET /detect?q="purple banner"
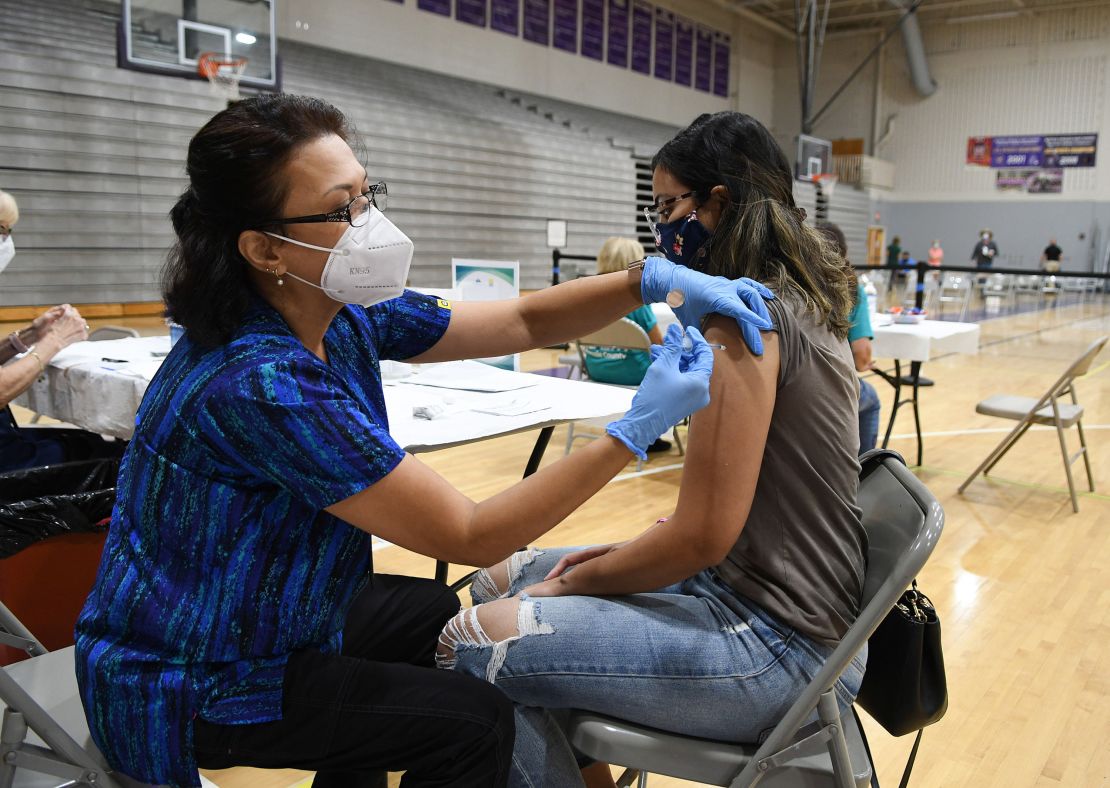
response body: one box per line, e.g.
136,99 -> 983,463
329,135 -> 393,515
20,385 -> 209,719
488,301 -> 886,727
990,135 -> 1044,168
1043,133 -> 1097,167
491,0 -> 519,34
985,133 -> 1097,168
582,0 -> 604,60
456,0 -> 487,26
712,31 -> 730,97
607,0 -> 628,67
418,0 -> 450,15
523,0 -> 550,44
630,0 -> 651,74
653,7 -> 673,81
674,16 -> 692,86
695,25 -> 711,91
554,0 -> 577,53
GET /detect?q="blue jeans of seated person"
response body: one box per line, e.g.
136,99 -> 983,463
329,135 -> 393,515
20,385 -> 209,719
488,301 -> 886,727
858,378 -> 881,454
448,547 -> 866,788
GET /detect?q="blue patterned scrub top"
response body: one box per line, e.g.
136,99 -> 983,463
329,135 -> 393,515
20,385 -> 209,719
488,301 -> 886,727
74,291 -> 452,787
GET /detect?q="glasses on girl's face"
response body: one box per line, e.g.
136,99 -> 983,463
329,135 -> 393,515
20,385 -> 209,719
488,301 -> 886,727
643,190 -> 695,242
274,181 -> 388,228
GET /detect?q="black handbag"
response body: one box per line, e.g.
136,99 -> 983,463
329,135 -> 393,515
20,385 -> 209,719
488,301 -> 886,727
854,580 -> 948,788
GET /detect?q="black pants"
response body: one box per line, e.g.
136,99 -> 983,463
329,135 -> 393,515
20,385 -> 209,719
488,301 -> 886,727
194,575 -> 514,788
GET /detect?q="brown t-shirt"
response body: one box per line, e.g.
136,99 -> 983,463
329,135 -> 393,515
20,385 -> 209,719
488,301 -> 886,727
713,292 -> 866,645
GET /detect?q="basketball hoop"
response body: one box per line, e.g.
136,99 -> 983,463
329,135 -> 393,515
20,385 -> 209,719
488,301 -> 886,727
197,52 -> 248,102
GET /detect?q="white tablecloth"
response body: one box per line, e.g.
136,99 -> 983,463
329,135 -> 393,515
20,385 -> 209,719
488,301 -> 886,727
15,338 -> 636,447
871,319 -> 980,363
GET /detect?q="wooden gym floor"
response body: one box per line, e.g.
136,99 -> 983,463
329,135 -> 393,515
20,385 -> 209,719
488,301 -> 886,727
5,293 -> 1108,787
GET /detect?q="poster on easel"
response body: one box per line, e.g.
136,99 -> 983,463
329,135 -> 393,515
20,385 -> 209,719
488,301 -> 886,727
452,259 -> 521,370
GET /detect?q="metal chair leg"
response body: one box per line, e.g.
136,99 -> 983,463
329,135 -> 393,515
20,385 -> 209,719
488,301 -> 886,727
1051,412 -> 1080,513
564,422 -> 576,455
959,416 -> 1033,493
1075,419 -> 1095,491
982,420 -> 1033,476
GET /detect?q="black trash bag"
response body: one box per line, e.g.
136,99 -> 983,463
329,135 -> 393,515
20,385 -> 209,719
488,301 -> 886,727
0,458 -> 120,559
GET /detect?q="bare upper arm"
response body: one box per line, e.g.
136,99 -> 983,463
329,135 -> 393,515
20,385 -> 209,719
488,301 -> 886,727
407,301 -> 529,364
647,323 -> 664,345
669,314 -> 779,561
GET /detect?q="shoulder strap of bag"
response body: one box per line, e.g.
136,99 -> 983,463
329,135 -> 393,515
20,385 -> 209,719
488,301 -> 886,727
852,707 -> 924,788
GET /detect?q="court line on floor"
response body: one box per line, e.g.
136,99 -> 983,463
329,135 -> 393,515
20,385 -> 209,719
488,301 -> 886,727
885,423 -> 1110,440
915,464 -> 1110,502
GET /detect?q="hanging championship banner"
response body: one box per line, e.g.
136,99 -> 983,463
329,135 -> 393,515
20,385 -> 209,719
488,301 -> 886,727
968,134 -> 1097,168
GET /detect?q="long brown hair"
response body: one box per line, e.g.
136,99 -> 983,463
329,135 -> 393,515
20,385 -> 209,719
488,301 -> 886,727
652,112 -> 854,339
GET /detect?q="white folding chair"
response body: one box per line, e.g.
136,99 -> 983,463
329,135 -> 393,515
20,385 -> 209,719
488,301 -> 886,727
936,274 -> 972,321
982,273 -> 1014,314
958,335 -> 1107,513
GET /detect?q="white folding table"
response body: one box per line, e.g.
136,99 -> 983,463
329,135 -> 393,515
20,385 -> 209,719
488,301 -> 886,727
870,317 -> 980,465
14,337 -> 637,583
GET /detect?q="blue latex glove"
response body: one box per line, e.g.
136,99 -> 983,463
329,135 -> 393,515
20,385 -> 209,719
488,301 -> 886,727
606,324 -> 714,460
640,256 -> 775,355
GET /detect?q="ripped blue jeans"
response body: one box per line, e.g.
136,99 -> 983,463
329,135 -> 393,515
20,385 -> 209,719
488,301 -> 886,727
441,548 -> 866,788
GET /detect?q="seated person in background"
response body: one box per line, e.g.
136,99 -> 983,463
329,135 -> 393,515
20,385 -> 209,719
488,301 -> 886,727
583,236 -> 670,452
583,237 -> 664,385
440,111 -> 865,788
817,222 -> 880,453
0,189 -> 124,473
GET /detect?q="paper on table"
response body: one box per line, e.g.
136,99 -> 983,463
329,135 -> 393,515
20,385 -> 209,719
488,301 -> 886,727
471,397 -> 551,417
400,360 -> 540,393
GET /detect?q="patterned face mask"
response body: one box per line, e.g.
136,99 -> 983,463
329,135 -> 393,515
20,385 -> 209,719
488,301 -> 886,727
654,210 -> 713,269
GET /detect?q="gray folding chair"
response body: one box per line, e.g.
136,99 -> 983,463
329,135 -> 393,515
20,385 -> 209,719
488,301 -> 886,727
566,451 -> 945,787
0,601 -> 142,788
565,318 -> 684,470
958,335 -> 1107,513
87,327 -> 140,342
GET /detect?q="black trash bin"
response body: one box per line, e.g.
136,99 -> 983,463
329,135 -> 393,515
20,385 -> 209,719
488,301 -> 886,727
0,458 -> 120,663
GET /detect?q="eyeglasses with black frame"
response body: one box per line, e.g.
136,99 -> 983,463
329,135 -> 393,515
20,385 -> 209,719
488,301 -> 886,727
272,181 -> 388,229
643,190 -> 696,243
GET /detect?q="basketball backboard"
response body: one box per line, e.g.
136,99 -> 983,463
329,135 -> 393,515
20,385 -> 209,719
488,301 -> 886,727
795,134 -> 832,182
120,0 -> 278,90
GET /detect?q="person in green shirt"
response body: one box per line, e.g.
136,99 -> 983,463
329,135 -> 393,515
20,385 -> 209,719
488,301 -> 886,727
582,236 -> 670,451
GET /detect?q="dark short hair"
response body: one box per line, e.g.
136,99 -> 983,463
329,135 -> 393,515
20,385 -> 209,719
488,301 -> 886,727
163,94 -> 352,347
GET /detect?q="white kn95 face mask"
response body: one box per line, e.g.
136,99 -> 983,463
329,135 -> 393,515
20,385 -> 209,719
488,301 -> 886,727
265,206 -> 413,307
0,235 -> 15,275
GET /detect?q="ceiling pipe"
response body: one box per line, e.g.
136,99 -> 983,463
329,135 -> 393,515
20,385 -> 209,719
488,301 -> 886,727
887,0 -> 936,97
